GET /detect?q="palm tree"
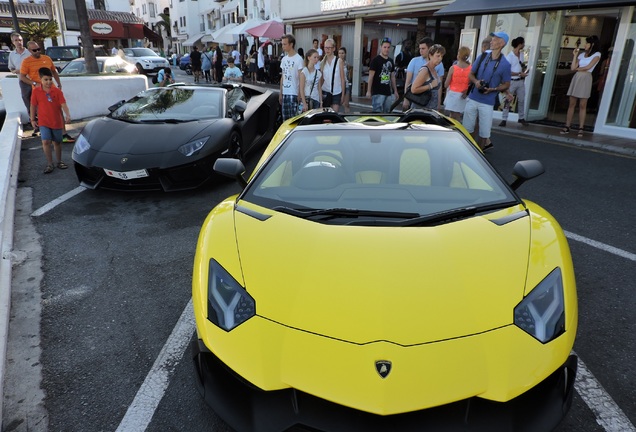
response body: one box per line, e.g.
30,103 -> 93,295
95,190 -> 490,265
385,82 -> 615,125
155,13 -> 172,39
19,20 -> 60,47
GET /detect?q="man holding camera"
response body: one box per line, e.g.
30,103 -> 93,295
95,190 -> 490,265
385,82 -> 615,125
462,32 -> 511,151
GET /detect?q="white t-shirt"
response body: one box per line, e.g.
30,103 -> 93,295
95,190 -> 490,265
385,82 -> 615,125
506,51 -> 523,75
578,52 -> 601,72
280,53 -> 303,96
321,56 -> 343,95
302,67 -> 322,100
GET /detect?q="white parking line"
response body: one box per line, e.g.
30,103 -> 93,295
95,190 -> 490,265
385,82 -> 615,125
30,186 -> 85,217
116,231 -> 636,432
574,354 -> 636,432
115,299 -> 196,432
565,230 -> 636,262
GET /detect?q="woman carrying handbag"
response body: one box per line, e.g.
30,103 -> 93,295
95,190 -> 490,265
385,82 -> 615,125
300,49 -> 323,111
406,44 -> 446,109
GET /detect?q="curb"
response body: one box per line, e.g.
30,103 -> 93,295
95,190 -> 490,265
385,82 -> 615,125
0,111 -> 22,427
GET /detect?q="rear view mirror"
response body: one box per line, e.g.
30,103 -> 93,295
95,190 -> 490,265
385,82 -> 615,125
214,158 -> 247,187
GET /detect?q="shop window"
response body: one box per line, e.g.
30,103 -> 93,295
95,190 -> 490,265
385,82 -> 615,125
94,0 -> 105,10
606,11 -> 636,128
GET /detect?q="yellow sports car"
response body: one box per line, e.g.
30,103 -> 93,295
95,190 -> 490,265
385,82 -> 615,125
192,109 -> 578,431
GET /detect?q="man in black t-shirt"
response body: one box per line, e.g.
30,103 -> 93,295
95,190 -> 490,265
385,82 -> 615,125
190,46 -> 202,83
365,37 -> 399,112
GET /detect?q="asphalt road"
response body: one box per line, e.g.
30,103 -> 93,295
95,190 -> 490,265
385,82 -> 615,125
3,98 -> 636,431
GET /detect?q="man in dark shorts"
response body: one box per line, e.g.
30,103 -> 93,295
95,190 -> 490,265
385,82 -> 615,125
190,46 -> 203,83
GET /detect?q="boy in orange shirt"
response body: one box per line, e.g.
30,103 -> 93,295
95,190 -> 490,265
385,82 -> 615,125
30,68 -> 72,174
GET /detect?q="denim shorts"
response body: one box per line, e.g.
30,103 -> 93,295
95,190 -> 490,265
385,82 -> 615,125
40,126 -> 63,143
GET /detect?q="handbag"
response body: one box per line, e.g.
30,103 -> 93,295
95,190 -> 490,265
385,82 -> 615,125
404,65 -> 433,107
404,87 -> 432,107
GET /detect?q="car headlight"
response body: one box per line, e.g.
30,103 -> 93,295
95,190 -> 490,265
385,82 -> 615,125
207,259 -> 255,331
74,134 -> 91,155
178,136 -> 209,156
514,268 -> 565,343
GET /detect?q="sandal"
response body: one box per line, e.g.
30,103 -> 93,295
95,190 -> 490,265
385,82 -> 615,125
43,164 -> 54,174
57,161 -> 69,169
577,129 -> 584,137
560,126 -> 570,134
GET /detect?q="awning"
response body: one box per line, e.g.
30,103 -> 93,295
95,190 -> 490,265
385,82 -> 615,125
183,32 -> 205,46
210,23 -> 239,44
143,25 -> 162,43
435,0 -> 636,16
227,17 -> 265,35
221,0 -> 240,14
201,34 -> 215,43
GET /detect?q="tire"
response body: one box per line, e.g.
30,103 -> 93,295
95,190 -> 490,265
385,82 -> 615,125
136,63 -> 145,75
228,131 -> 243,161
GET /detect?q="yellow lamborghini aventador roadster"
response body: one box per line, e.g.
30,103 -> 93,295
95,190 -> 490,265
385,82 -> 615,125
191,109 -> 578,432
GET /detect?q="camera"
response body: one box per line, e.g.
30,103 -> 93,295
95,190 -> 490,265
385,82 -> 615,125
477,80 -> 489,93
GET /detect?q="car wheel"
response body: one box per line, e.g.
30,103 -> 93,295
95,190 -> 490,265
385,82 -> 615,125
136,63 -> 145,74
228,131 -> 243,161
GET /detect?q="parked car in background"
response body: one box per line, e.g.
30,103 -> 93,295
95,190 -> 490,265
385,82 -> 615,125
46,45 -> 109,71
122,47 -> 170,75
59,56 -> 138,75
0,50 -> 9,72
71,83 -> 280,191
179,53 -> 190,70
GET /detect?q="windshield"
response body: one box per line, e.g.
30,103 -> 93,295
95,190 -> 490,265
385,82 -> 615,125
126,48 -> 160,57
46,47 -> 80,60
242,128 -> 519,224
110,88 -> 224,122
60,60 -> 105,74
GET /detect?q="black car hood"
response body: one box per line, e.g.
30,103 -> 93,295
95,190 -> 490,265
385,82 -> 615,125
84,117 -> 221,155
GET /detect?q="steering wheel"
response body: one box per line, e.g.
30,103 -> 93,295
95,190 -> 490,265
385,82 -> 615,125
301,150 -> 345,168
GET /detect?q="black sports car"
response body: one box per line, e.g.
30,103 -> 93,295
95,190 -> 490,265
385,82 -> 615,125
72,84 -> 280,191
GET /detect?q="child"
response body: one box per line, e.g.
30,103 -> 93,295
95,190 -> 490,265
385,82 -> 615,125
30,67 -> 71,174
223,57 -> 243,83
299,49 -> 322,112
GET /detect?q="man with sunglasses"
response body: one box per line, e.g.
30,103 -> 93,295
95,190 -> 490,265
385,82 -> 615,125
365,37 -> 399,112
19,41 -> 68,139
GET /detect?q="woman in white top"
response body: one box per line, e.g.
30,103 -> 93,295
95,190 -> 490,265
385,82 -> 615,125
319,38 -> 346,112
300,49 -> 323,111
561,35 -> 601,137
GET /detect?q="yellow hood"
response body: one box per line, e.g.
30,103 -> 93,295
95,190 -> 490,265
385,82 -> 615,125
234,204 -> 530,346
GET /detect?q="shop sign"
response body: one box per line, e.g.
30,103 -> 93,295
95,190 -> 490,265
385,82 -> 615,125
91,22 -> 114,35
321,0 -> 384,12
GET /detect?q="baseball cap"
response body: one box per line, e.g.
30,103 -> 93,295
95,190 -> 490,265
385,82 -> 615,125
490,31 -> 509,45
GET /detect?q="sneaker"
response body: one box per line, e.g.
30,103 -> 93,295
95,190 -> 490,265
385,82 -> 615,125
498,121 -> 506,127
519,119 -> 529,126
62,134 -> 76,143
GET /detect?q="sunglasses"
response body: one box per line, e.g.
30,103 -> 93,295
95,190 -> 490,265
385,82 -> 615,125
31,48 -> 41,52
46,93 -> 52,102
381,38 -> 392,44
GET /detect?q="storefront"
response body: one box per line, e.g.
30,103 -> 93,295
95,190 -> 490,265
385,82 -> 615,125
435,1 -> 636,139
283,0 -> 467,98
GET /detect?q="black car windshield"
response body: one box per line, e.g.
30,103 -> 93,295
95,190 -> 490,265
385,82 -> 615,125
110,88 -> 224,122
126,48 -> 159,57
242,127 -> 519,224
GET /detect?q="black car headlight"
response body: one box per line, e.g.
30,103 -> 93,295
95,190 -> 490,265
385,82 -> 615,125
178,136 -> 209,157
514,268 -> 565,343
207,259 -> 255,331
74,134 -> 91,155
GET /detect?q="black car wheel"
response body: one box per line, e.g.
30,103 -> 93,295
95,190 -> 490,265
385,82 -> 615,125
136,63 -> 145,74
228,131 -> 243,161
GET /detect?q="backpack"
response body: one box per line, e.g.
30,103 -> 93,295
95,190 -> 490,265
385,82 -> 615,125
152,74 -> 159,84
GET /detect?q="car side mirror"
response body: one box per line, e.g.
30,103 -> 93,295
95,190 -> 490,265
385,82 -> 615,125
108,100 -> 126,112
232,100 -> 247,121
214,158 -> 247,187
510,160 -> 545,190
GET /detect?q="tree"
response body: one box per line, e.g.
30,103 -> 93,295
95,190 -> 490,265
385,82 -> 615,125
19,20 -> 60,47
155,13 -> 172,39
75,0 -> 98,74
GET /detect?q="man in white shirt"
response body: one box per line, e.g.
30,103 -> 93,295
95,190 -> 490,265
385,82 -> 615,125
279,34 -> 303,121
111,45 -> 118,56
231,47 -> 241,67
500,36 -> 528,126
313,39 -> 323,58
